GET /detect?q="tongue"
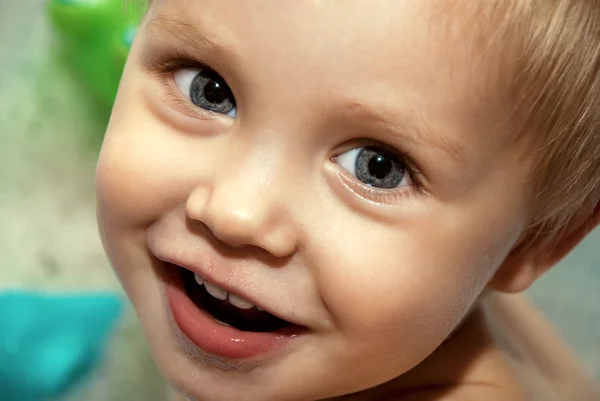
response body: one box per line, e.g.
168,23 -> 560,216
182,269 -> 291,332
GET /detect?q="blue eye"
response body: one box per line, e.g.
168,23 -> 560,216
174,68 -> 237,117
336,147 -> 411,189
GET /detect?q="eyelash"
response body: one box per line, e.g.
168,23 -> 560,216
149,53 -> 228,119
331,145 -> 426,204
149,53 -> 427,203
150,49 -> 208,73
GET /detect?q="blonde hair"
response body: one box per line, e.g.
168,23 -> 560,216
504,1 -> 600,244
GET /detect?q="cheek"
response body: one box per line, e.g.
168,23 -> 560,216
95,62 -> 225,233
96,115 -> 214,232
313,197 -> 522,369
96,126 -> 180,228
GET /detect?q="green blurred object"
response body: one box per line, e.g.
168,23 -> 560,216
47,0 -> 146,111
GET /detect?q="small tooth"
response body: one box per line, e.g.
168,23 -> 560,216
228,293 -> 255,309
257,306 -> 264,311
194,274 -> 204,285
214,318 -> 232,327
204,281 -> 228,300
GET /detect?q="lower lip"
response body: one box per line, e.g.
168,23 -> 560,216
164,266 -> 301,359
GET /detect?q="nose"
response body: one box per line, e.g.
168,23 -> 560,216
185,152 -> 298,258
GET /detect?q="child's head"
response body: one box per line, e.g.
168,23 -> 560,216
96,1 -> 600,400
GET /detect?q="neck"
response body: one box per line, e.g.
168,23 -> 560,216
325,302 -> 494,400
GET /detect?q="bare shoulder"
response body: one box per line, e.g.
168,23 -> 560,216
396,294 -> 599,401
482,294 -> 600,401
169,391 -> 188,401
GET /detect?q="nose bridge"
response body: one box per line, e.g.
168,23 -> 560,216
186,137 -> 297,257
215,142 -> 280,215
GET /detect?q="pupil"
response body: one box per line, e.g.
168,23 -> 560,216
204,80 -> 227,104
368,154 -> 393,179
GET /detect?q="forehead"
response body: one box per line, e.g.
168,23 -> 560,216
145,0 -> 501,93
142,0 -> 514,161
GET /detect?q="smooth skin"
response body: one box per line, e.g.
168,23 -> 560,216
96,1 -> 599,400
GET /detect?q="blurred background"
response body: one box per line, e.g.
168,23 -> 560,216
0,0 -> 598,400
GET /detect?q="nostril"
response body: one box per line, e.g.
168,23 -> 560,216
185,185 -> 297,257
194,205 -> 265,245
185,187 -> 211,222
262,228 -> 298,258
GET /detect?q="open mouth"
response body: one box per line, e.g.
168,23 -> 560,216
178,266 -> 293,333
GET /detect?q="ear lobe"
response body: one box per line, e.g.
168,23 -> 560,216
488,249 -> 540,293
489,201 -> 600,294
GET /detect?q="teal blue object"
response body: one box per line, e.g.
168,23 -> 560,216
0,291 -> 124,401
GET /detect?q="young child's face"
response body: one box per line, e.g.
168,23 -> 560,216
97,1 -> 530,399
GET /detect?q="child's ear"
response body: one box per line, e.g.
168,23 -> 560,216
488,202 -> 600,294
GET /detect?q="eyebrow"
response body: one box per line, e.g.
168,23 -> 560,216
342,102 -> 471,167
142,15 -> 470,167
142,14 -> 233,68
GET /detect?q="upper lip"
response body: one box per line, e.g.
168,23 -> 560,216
156,254 -> 303,327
